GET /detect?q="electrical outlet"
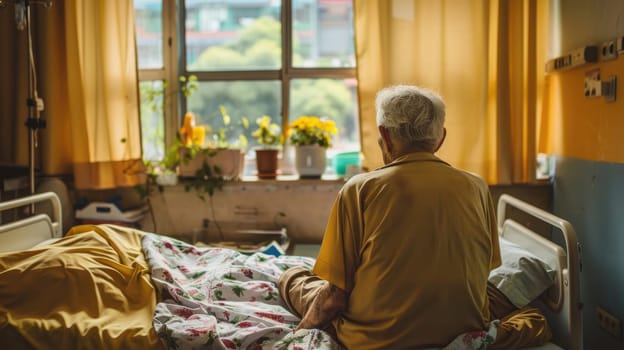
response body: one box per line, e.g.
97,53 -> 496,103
597,306 -> 622,339
584,69 -> 602,98
600,40 -> 618,61
602,75 -> 617,102
546,46 -> 599,72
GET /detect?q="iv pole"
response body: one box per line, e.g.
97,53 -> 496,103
0,0 -> 53,195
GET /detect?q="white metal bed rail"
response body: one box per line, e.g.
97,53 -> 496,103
0,191 -> 62,238
497,194 -> 582,350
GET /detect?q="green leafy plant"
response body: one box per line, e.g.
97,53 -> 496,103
184,155 -> 224,199
133,139 -> 186,227
142,74 -> 198,112
179,74 -> 199,100
202,105 -> 250,150
135,75 -> 194,231
139,79 -> 250,239
133,160 -> 166,231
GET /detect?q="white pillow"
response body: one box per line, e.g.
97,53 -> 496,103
488,237 -> 556,308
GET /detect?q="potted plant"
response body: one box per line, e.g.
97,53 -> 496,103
141,73 -> 245,181
288,116 -> 338,179
251,115 -> 282,179
137,76 -> 246,234
178,105 -> 249,180
134,75 -> 200,230
137,73 -> 201,180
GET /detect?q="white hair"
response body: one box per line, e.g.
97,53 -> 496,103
375,85 -> 446,151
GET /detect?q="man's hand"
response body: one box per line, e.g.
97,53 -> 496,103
296,282 -> 347,331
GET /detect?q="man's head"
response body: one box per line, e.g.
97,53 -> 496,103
375,85 -> 446,164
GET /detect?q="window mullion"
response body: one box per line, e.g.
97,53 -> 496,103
138,69 -> 166,81
163,0 -> 180,149
282,0 -> 293,139
288,67 -> 356,79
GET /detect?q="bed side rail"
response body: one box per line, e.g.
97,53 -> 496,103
0,191 -> 62,238
497,194 -> 582,350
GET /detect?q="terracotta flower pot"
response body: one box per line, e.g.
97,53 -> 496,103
255,148 -> 279,179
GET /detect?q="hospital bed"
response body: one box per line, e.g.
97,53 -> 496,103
496,194 -> 582,350
0,192 -> 582,349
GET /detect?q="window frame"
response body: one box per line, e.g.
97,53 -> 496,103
137,0 -> 357,157
136,0 -> 180,153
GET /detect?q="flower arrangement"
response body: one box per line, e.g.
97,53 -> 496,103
252,115 -> 281,147
288,116 -> 338,148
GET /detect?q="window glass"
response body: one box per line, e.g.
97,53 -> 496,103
187,80 -> 282,150
135,0 -> 164,69
289,78 -> 359,153
139,80 -> 166,160
292,0 -> 355,68
134,0 -> 360,169
185,0 -> 282,71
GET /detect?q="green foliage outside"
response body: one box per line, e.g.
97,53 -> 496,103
139,80 -> 165,161
185,16 -> 356,151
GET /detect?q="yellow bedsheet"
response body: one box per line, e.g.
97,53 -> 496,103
0,224 -> 164,350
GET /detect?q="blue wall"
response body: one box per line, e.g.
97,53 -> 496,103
552,155 -> 624,349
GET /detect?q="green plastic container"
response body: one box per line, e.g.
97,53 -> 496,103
334,151 -> 361,176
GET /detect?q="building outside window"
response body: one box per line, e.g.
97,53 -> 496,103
134,0 -> 358,175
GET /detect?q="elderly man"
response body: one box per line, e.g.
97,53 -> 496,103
279,85 -> 502,349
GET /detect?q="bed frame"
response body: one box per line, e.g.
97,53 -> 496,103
0,191 -> 62,253
0,192 -> 582,349
497,194 -> 582,350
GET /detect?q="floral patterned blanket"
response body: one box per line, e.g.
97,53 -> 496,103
142,233 -> 497,350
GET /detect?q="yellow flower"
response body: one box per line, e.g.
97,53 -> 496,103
219,105 -> 231,126
200,105 -> 249,149
288,116 -> 338,147
252,115 -> 281,146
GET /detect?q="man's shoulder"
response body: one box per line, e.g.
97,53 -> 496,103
461,168 -> 490,189
342,170 -> 377,188
339,168 -> 389,194
344,160 -> 488,188
455,168 -> 487,184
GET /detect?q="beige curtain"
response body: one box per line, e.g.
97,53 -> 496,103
0,0 -> 144,189
354,0 -> 547,184
64,0 -> 144,189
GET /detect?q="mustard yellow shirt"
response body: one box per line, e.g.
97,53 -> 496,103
313,152 -> 501,349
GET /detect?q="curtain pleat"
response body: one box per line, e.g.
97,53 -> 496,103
0,0 -> 144,189
65,0 -> 144,189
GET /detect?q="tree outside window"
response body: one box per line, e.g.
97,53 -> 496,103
135,0 -> 358,168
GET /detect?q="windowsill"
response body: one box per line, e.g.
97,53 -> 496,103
239,174 -> 345,182
162,174 -> 348,193
172,173 -> 347,185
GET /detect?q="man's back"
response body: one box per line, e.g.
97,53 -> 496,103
314,152 -> 500,349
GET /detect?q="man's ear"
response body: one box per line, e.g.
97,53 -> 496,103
378,125 -> 393,153
433,128 -> 446,152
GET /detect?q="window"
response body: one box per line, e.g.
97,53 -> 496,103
135,0 -> 171,161
134,0 -> 358,173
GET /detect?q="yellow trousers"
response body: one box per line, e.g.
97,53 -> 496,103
279,267 -> 552,350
